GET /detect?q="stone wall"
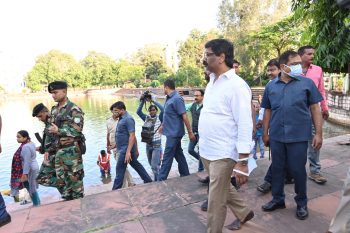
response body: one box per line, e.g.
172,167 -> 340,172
327,91 -> 350,126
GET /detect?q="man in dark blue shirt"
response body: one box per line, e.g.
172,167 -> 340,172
111,101 -> 152,190
157,79 -> 195,181
261,50 -> 323,220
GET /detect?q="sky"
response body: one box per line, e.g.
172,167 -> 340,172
0,0 -> 221,91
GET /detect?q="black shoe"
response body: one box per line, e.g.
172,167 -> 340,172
0,214 -> 11,227
198,176 -> 209,184
262,200 -> 286,212
257,181 -> 271,194
200,199 -> 208,212
285,178 -> 294,184
296,206 -> 308,220
226,210 -> 254,230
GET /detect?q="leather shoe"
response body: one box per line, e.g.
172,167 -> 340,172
200,199 -> 208,211
226,211 -> 254,230
0,214 -> 11,227
262,200 -> 286,212
198,176 -> 209,184
296,206 -> 308,220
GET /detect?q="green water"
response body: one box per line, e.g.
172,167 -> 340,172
0,95 -> 349,204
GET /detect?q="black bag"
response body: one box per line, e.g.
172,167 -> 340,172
141,117 -> 159,144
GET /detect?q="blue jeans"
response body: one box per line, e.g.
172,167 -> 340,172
308,125 -> 321,174
188,134 -> 204,172
270,140 -> 308,207
264,164 -> 293,184
252,136 -> 265,159
146,144 -> 161,181
158,136 -> 190,181
100,168 -> 111,176
0,193 -> 9,220
112,151 -> 152,190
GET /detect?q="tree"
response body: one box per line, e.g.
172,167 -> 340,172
174,65 -> 204,87
132,44 -> 170,79
81,51 -> 118,86
25,50 -> 86,91
217,0 -> 291,40
292,0 -> 350,73
216,0 -> 293,84
177,29 -> 220,69
116,60 -> 145,87
237,14 -> 303,80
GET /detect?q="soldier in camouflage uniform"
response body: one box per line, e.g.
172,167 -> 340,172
47,81 -> 85,200
33,103 -> 64,194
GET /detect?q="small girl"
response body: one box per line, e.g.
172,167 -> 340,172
10,130 -> 40,206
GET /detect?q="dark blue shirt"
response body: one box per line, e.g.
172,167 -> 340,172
115,112 -> 136,153
261,75 -> 323,143
163,91 -> 186,137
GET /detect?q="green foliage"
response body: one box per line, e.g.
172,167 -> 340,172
25,50 -> 86,91
81,51 -> 118,86
292,0 -> 350,73
178,29 -> 220,68
174,65 -> 204,87
150,80 -> 161,87
116,60 -> 145,87
132,44 -> 171,79
217,0 -> 293,85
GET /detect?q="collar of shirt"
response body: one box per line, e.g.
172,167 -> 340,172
55,98 -> 70,110
119,111 -> 129,120
166,90 -> 177,99
276,74 -> 302,83
209,68 -> 236,82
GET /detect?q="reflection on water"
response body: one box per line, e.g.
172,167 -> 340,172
0,95 -> 349,204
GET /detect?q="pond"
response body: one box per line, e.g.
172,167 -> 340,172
0,95 -> 349,204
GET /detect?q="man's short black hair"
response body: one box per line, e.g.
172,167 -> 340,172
298,45 -> 315,56
114,101 -> 126,110
266,58 -> 280,68
48,81 -> 68,93
195,89 -> 205,96
205,39 -> 234,68
110,102 -> 118,111
279,50 -> 299,66
233,59 -> 240,65
148,104 -> 158,112
164,79 -> 175,90
100,150 -> 106,155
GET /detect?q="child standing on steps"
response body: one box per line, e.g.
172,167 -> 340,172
11,130 -> 40,206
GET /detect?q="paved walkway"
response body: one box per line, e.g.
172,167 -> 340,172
1,134 -> 349,233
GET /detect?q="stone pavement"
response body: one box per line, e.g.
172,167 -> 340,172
1,134 -> 349,233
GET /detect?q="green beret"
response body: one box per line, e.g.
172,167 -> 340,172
48,81 -> 68,93
32,103 -> 47,117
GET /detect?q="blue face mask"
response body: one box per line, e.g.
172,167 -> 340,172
283,64 -> 302,78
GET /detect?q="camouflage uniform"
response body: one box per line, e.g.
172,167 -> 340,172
36,120 -> 64,194
50,99 -> 85,200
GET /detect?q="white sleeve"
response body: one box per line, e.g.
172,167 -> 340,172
231,83 -> 253,154
258,108 -> 265,121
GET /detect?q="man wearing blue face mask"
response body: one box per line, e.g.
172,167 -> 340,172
260,50 -> 323,220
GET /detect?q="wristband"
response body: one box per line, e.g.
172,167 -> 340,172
237,158 -> 249,161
